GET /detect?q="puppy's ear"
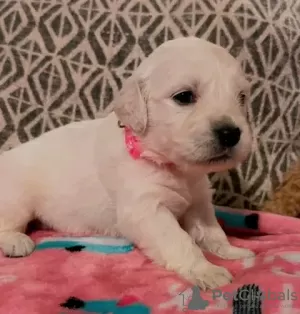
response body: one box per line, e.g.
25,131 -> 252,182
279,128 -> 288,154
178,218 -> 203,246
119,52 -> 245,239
113,76 -> 148,135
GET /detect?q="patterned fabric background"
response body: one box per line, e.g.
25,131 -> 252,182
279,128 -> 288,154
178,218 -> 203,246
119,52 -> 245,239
0,0 -> 299,209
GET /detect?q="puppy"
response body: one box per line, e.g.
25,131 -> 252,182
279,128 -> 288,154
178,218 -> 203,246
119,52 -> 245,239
0,37 -> 254,289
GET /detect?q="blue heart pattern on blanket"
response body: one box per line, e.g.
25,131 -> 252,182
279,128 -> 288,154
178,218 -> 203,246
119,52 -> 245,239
35,236 -> 134,254
60,296 -> 151,314
35,237 -> 149,313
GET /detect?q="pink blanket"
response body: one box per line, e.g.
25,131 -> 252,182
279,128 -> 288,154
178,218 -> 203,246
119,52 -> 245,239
1,207 -> 300,314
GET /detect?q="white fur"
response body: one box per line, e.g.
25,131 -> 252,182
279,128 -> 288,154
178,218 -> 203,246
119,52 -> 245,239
0,37 -> 254,290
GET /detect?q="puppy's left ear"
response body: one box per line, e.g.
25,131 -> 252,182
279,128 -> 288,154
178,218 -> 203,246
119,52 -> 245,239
113,76 -> 148,135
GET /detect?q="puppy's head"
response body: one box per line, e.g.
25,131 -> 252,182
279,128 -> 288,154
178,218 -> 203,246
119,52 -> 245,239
113,37 -> 252,173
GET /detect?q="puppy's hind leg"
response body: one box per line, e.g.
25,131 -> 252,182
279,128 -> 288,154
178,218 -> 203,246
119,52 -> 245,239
0,177 -> 35,257
0,206 -> 35,257
0,231 -> 35,257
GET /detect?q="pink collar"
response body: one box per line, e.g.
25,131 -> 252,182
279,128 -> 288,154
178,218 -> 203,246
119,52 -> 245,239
124,127 -> 143,160
124,127 -> 175,169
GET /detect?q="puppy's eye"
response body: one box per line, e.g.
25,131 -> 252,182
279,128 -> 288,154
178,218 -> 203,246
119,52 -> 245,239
238,91 -> 247,105
172,90 -> 196,106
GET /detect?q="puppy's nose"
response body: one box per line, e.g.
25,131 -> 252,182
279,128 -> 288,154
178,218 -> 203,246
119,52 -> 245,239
214,125 -> 241,148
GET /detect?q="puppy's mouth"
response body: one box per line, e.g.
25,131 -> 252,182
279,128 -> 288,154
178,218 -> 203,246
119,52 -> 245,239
204,153 -> 231,164
198,150 -> 232,165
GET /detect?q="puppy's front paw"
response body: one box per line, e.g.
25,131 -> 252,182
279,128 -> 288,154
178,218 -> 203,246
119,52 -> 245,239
220,246 -> 255,260
192,263 -> 232,290
209,244 -> 255,260
0,232 -> 35,257
200,233 -> 255,260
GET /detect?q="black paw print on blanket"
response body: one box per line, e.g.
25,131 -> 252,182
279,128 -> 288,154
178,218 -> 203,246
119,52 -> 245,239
64,245 -> 86,252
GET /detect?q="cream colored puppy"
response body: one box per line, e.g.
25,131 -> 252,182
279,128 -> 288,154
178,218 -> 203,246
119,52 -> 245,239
0,37 -> 254,290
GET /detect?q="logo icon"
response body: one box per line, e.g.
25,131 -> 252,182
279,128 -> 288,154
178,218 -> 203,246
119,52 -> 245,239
187,286 -> 209,310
